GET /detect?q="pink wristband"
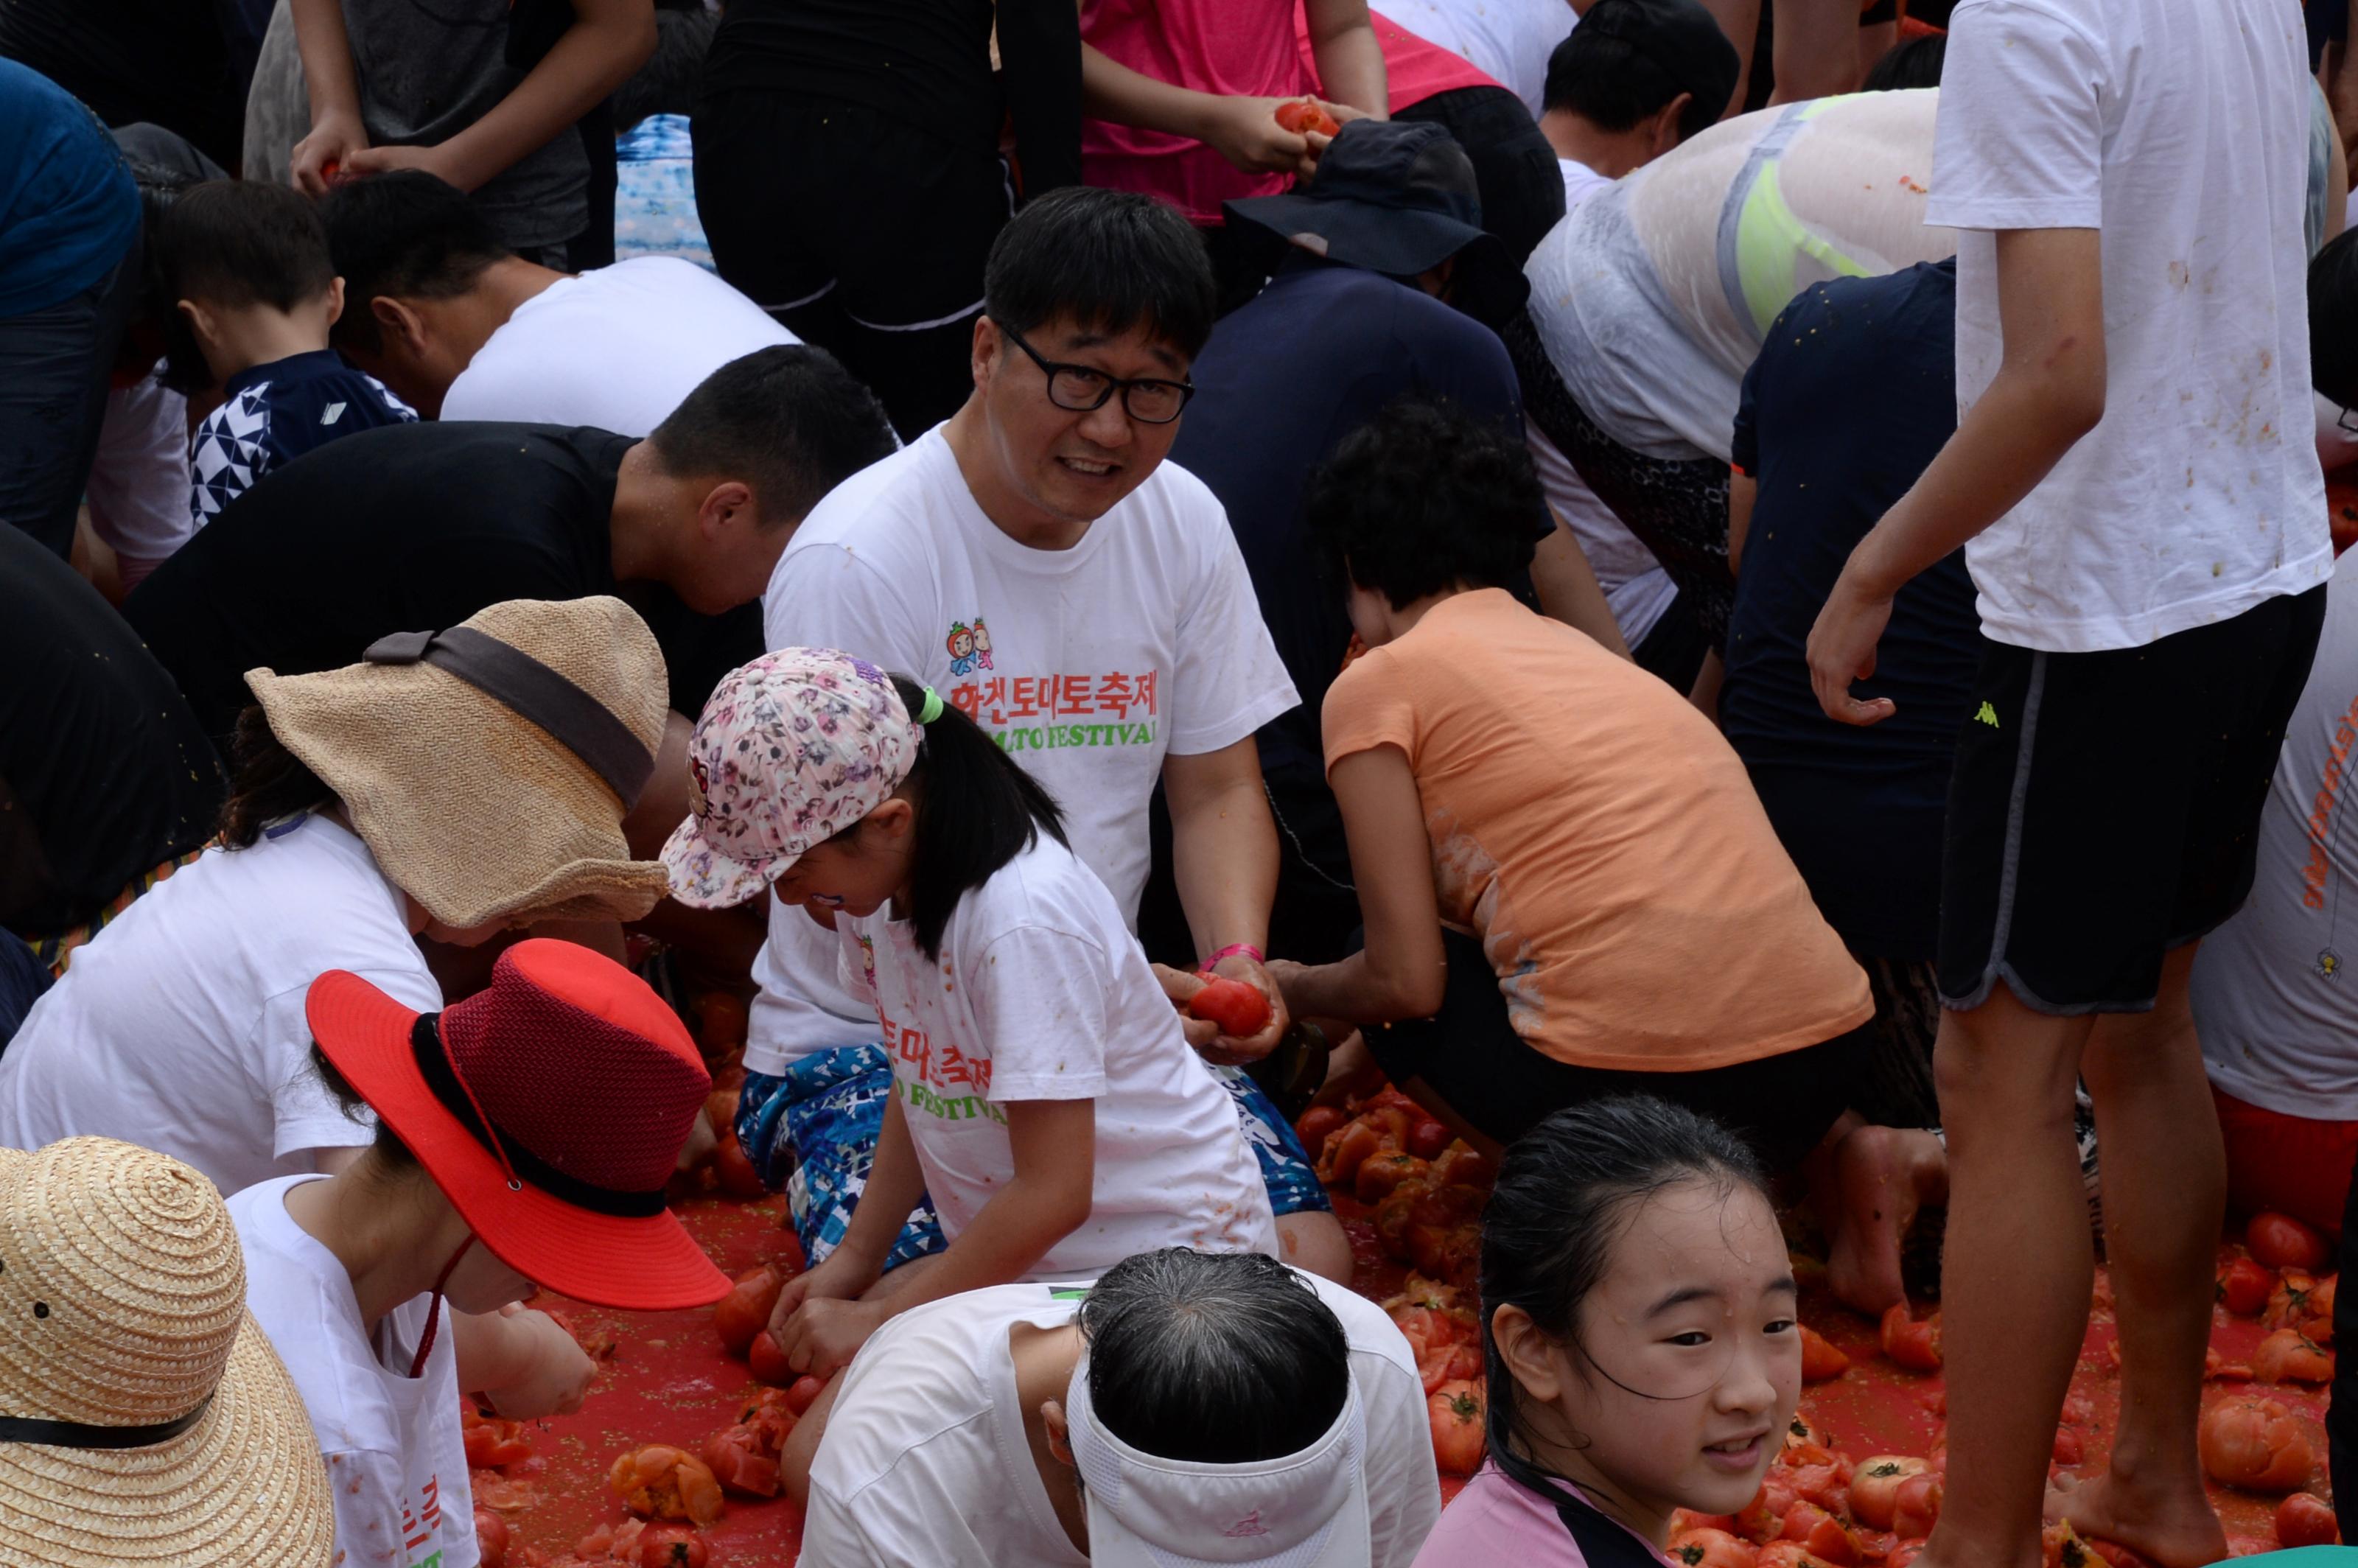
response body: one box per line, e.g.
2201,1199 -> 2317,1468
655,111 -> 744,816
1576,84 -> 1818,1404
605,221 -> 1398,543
1197,943 -> 1265,974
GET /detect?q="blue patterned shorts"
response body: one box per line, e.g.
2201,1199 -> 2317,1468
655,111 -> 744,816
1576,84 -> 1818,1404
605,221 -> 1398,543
736,1046 -> 1329,1273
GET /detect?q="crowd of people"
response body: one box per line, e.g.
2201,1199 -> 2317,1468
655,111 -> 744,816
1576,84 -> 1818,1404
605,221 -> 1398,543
0,0 -> 2352,1564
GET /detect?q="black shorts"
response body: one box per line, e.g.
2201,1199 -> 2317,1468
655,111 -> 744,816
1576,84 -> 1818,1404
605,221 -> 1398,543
1937,587 -> 2326,1014
1368,928 -> 1861,1168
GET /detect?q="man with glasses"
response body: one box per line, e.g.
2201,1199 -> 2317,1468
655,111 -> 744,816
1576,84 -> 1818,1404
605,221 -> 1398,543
747,186 -> 1353,1297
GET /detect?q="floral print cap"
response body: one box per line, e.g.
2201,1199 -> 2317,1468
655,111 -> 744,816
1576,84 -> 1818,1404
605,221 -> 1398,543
660,648 -> 922,909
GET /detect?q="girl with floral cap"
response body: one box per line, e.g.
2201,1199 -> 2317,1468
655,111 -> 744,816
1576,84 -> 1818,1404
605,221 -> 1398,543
664,648 -> 1278,1389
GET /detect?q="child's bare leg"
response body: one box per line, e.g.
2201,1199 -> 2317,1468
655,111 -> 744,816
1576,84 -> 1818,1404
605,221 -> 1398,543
780,1368 -> 847,1506
1917,982 -> 2095,1568
2043,946 -> 2228,1568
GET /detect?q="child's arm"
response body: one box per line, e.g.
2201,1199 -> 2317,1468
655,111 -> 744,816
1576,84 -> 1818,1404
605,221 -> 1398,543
1302,0 -> 1388,119
1806,231 -> 2105,727
287,0 -> 369,195
773,1097 -> 1096,1379
1081,42 -> 1323,180
452,1304 -> 597,1418
1270,742 -> 1445,1025
343,0 -> 656,194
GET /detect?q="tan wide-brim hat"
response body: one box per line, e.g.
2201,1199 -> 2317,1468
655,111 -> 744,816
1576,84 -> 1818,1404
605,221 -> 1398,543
0,1138 -> 335,1567
247,595 -> 674,930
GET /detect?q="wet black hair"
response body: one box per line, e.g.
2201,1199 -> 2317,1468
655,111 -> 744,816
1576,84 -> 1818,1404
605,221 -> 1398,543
1079,1250 -> 1351,1463
983,186 -> 1217,363
843,673 -> 1068,959
1861,35 -> 1947,92
1304,396 -> 1542,609
646,345 -> 899,526
309,1042 -> 421,1172
158,179 -> 337,316
217,704 -> 338,848
1542,13 -> 1725,144
1479,1096 -> 1771,1496
2312,226 -> 2358,411
319,170 -> 512,356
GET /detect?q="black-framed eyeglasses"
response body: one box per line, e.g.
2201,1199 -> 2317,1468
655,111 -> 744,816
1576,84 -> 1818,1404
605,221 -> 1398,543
1001,326 -> 1195,425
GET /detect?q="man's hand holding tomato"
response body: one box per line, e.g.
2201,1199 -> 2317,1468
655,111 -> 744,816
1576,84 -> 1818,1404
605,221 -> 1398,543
1152,956 -> 1290,1067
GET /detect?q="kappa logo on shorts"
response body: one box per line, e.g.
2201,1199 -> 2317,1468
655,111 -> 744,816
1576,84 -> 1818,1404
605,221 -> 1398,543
1974,701 -> 2001,728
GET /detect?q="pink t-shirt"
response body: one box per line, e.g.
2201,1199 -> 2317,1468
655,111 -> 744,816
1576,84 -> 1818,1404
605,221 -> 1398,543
1413,1464 -> 1678,1566
1080,0 -> 1312,223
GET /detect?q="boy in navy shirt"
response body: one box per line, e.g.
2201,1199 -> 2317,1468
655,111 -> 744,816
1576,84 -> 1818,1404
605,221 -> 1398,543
160,180 -> 413,528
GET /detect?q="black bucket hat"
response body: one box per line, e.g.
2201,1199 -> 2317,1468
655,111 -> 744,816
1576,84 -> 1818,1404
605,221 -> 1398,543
1223,120 -> 1529,326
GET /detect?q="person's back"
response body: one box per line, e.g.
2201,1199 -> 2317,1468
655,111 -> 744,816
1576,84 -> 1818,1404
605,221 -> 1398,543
122,421 -> 623,745
1719,260 -> 1973,963
1327,586 -> 1864,1067
1171,261 -> 1519,774
1933,0 -> 2325,648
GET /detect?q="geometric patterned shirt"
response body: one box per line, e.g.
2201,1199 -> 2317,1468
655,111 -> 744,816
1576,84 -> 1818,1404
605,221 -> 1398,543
189,348 -> 415,528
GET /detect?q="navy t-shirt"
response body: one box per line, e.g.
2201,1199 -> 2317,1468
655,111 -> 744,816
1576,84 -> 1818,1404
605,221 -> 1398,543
1168,259 -> 1532,779
1718,261 -> 1976,960
189,349 -> 416,526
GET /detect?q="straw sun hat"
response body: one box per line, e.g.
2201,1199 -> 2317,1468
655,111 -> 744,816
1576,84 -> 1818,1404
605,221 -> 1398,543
0,1138 -> 335,1567
245,595 -> 674,930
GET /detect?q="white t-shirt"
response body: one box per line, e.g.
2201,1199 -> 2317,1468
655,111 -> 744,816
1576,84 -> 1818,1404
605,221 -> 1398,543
2191,549 -> 2358,1121
1528,90 -> 1952,463
802,1270 -> 1440,1567
834,834 -> 1276,1275
231,1177 -> 477,1568
86,365 -> 196,577
748,427 -> 1298,1069
1925,0 -> 2331,653
439,256 -> 797,434
0,813 -> 435,1194
1382,0 -> 1575,116
1539,156 -> 1676,648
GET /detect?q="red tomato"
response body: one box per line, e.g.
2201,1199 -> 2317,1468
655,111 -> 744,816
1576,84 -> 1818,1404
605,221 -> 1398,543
1407,1120 -> 1452,1160
1879,1305 -> 1943,1373
1891,1471 -> 1943,1539
1670,1527 -> 1760,1568
1273,97 -> 1343,137
1755,1544 -> 1836,1568
1355,1151 -> 1429,1205
1780,1502 -> 1857,1565
1317,1120 -> 1388,1186
463,1415 -> 533,1469
786,1374 -> 827,1416
748,1329 -> 795,1387
2051,1426 -> 2085,1467
710,1127 -> 767,1200
1799,1325 -> 1850,1382
1735,1486 -> 1781,1545
2249,1212 -> 2331,1271
1672,1511 -> 1740,1536
635,1524 -> 712,1568
1787,1463 -> 1847,1513
2276,1493 -> 2340,1548
1887,1544 -> 1925,1568
1295,1106 -> 1346,1149
474,1506 -> 510,1568
1432,1145 -> 1494,1189
713,1264 -> 785,1359
2199,1397 -> 2314,1493
2253,1329 -> 2335,1385
735,1387 -> 797,1454
1189,977 -> 1272,1037
1847,1456 -> 1931,1530
2219,1256 -> 2276,1316
2266,1273 -> 2323,1331
1416,1341 -> 1485,1396
1427,1379 -> 1486,1477
609,1445 -> 726,1526
701,1423 -> 782,1498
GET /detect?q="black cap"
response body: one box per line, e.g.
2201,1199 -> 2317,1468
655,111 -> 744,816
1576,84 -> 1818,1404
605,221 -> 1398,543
1222,120 -> 1528,326
1565,0 -> 1742,124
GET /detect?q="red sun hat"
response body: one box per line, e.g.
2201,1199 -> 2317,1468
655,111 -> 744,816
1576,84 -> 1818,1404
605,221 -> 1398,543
307,939 -> 732,1310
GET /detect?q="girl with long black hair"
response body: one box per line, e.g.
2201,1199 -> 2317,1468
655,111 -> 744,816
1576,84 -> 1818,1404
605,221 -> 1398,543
661,648 -> 1278,1393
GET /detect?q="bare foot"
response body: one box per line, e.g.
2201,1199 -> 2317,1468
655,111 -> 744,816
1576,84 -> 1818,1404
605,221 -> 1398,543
1826,1124 -> 1948,1315
2045,1471 -> 2228,1568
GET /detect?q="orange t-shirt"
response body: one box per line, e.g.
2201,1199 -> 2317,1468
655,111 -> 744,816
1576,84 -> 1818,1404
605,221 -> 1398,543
1322,589 -> 1871,1072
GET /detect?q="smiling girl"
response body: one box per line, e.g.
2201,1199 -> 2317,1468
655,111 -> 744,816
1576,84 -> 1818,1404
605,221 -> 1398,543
1415,1095 -> 1802,1563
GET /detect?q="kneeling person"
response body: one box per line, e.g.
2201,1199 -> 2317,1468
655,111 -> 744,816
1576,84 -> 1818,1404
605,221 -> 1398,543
802,1248 -> 1438,1566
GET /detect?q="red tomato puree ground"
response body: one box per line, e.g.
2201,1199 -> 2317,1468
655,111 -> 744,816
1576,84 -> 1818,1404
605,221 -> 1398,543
492,1189 -> 2329,1564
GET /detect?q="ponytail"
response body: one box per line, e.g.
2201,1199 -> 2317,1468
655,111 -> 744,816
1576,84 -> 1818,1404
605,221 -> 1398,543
886,676 -> 1066,958
1479,1096 -> 1769,1499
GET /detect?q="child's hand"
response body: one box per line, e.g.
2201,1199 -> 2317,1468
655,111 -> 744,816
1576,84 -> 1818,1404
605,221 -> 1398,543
290,108 -> 369,197
1201,97 -> 1319,181
342,141 -> 471,190
480,1306 -> 597,1419
766,1248 -> 875,1345
776,1297 -> 889,1381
